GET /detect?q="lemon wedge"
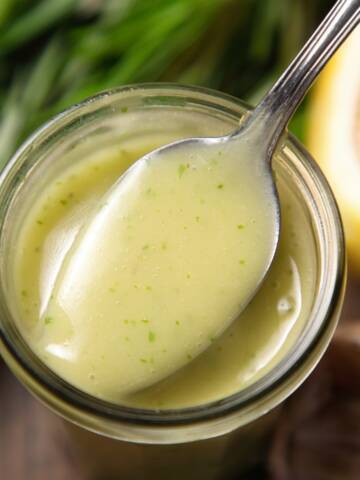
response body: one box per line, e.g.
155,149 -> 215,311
307,28 -> 360,271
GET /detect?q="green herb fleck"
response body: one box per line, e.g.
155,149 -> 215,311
186,273 -> 191,279
209,336 -> 216,343
140,358 -> 148,364
141,319 -> 149,325
108,286 -> 116,293
187,354 -> 193,361
21,289 -> 27,297
237,224 -> 245,230
195,216 -> 200,223
60,199 -> 68,206
161,241 -> 167,251
36,220 -> 44,226
145,285 -> 152,292
148,331 -> 156,342
44,316 -> 53,325
239,259 -> 245,265
142,244 -> 149,251
175,320 -> 180,326
217,184 -> 224,189
34,246 -> 40,253
123,319 -> 129,325
120,106 -> 128,113
178,163 -> 189,178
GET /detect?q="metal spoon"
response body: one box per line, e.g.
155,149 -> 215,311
44,0 -> 359,395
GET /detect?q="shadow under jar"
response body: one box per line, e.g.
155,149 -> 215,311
0,84 -> 346,479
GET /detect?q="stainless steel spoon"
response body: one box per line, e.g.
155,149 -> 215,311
44,0 -> 360,395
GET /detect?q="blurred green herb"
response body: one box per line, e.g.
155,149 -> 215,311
0,0 -> 333,166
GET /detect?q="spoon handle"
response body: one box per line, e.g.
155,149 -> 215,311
239,0 -> 360,156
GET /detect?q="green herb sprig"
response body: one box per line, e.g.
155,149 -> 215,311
0,0 -> 333,167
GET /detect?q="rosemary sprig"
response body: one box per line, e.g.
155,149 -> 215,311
0,0 -> 334,165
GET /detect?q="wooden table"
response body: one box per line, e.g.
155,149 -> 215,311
1,276 -> 359,480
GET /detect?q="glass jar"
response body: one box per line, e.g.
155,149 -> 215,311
0,84 -> 346,479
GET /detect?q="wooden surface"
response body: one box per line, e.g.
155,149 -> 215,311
0,276 -> 359,480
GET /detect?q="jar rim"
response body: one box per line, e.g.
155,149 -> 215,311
0,83 -> 346,438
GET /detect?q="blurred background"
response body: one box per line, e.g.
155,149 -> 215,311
1,1 -> 360,479
0,0 -> 335,164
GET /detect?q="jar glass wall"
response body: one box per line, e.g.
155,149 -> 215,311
0,84 -> 345,477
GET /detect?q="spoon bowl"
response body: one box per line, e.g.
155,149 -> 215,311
43,128 -> 279,395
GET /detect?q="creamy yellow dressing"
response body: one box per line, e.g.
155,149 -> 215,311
11,120 -> 316,408
41,138 -> 277,395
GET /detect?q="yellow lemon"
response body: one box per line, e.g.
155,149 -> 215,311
307,28 -> 360,272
